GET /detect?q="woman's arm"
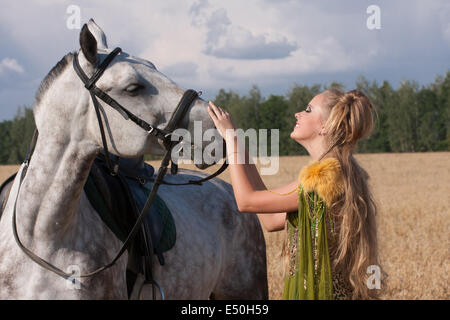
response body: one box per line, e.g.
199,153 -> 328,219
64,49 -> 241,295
226,135 -> 299,213
207,102 -> 299,231
240,146 -> 292,232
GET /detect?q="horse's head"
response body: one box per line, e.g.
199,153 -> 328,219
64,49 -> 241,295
34,19 -> 224,169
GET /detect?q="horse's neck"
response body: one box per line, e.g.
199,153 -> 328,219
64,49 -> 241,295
16,133 -> 99,244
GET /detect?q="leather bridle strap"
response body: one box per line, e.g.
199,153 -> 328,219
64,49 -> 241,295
164,89 -> 198,134
73,48 -> 200,142
73,48 -> 169,137
74,48 -> 196,174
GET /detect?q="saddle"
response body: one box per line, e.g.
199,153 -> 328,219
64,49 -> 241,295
85,154 -> 176,297
86,155 -> 175,263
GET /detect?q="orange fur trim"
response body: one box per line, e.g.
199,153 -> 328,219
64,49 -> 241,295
298,158 -> 344,206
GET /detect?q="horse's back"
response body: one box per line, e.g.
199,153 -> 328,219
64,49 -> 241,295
147,167 -> 268,299
1,166 -> 268,299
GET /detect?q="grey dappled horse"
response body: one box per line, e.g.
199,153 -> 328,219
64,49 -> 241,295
0,20 -> 267,299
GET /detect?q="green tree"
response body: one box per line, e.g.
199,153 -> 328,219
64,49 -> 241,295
6,106 -> 36,164
386,81 -> 420,152
258,95 -> 291,156
231,85 -> 262,131
356,77 -> 392,153
0,120 -> 13,163
435,71 -> 450,150
213,89 -> 241,113
416,88 -> 440,151
324,81 -> 345,91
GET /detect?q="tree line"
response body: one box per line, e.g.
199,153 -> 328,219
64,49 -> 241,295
0,72 -> 448,164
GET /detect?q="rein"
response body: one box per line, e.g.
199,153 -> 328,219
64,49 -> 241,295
11,47 -> 228,299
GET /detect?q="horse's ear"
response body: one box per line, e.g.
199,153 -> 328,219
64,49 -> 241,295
87,19 -> 108,50
80,23 -> 97,65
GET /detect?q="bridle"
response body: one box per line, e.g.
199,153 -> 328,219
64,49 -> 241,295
11,47 -> 228,297
72,47 -> 219,177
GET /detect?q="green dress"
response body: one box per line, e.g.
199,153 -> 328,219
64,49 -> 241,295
282,185 -> 352,300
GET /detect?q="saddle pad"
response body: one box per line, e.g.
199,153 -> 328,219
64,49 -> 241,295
127,178 -> 177,254
84,173 -> 176,254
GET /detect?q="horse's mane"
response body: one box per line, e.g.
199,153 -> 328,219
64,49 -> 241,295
34,52 -> 75,106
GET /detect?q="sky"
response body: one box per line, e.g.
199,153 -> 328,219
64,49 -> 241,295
0,0 -> 449,121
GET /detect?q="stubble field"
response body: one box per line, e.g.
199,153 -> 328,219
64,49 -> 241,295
1,152 -> 448,299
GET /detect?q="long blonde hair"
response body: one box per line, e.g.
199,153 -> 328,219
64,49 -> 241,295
319,89 -> 380,299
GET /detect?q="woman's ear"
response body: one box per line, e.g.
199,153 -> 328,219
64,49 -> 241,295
79,23 -> 98,65
319,126 -> 328,136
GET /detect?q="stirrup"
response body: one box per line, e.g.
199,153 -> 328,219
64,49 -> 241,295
137,278 -> 165,300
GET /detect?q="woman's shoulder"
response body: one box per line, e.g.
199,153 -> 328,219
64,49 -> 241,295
298,158 -> 344,207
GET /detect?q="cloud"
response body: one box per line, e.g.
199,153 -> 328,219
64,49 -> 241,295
444,24 -> 450,43
439,3 -> 450,45
190,1 -> 298,60
161,61 -> 199,78
204,25 -> 298,60
0,58 -> 25,75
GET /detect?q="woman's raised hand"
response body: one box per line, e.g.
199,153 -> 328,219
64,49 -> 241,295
207,101 -> 236,140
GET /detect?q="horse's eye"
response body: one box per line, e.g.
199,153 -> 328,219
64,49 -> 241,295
125,84 -> 144,94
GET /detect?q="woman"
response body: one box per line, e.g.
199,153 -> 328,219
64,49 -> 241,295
207,89 -> 380,300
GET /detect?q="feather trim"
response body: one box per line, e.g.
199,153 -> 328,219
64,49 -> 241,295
298,157 -> 344,206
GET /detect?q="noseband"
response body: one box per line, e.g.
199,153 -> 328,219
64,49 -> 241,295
11,47 -> 228,297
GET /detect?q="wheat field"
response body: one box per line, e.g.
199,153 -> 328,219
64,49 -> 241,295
1,152 -> 448,299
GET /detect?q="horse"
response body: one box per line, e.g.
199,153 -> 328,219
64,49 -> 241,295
0,19 -> 268,299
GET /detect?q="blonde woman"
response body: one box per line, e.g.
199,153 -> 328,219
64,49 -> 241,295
207,89 -> 380,300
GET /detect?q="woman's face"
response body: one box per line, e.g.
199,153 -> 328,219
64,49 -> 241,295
290,93 -> 329,143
